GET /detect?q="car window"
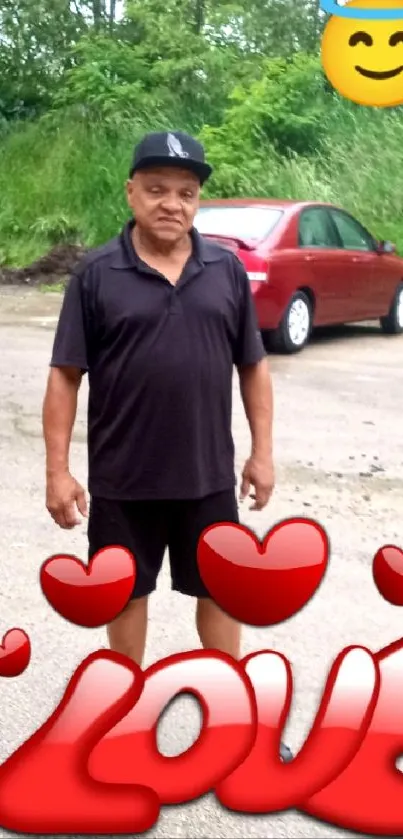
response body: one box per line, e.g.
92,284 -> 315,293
194,206 -> 283,241
329,210 -> 375,252
298,208 -> 340,248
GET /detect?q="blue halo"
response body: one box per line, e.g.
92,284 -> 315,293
321,1 -> 403,19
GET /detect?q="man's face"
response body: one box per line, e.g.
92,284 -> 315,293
127,166 -> 201,243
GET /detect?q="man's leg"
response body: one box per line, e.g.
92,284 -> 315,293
87,497 -> 167,666
168,491 -> 293,761
196,597 -> 241,659
107,597 -> 149,666
168,489 -> 242,658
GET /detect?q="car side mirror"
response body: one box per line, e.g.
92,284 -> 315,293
378,240 -> 396,254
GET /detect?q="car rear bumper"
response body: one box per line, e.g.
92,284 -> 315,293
251,282 -> 285,330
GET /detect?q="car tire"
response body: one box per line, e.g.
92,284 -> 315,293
380,282 -> 403,335
267,291 -> 313,354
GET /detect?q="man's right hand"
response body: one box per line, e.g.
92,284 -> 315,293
46,471 -> 88,529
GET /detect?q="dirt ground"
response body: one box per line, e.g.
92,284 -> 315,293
0,286 -> 403,838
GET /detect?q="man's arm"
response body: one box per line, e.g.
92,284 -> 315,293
43,366 -> 81,477
238,357 -> 273,459
43,273 -> 90,528
232,259 -> 275,510
238,359 -> 275,510
43,366 -> 88,528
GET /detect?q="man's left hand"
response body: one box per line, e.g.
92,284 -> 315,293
240,455 -> 275,510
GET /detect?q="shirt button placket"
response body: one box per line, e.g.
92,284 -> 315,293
169,287 -> 180,315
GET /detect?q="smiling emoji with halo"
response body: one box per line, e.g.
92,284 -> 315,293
321,0 -> 403,106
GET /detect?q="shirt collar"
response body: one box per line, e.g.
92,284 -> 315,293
110,218 -> 225,270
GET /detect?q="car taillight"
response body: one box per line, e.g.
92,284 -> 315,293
247,272 -> 267,282
247,260 -> 270,282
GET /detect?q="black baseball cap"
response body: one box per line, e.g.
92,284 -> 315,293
129,131 -> 213,184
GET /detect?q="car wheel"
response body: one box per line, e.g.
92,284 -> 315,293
268,291 -> 313,354
380,282 -> 403,335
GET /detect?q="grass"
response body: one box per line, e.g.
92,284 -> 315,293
39,282 -> 67,293
0,115 -> 140,266
1,104 -> 403,267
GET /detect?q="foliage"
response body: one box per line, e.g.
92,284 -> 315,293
1,0 -> 403,265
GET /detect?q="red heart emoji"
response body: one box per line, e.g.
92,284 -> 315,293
0,629 -> 31,677
197,518 -> 328,626
372,544 -> 403,606
40,547 -> 136,628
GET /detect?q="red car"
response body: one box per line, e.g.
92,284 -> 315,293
194,198 -> 403,353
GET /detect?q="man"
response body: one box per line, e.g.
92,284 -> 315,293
43,130 -> 293,761
43,129 -> 274,665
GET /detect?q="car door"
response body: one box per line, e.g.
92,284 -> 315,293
327,208 -> 382,318
298,206 -> 354,323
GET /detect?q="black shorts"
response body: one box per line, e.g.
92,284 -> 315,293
87,489 -> 239,599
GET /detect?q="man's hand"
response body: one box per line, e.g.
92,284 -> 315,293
46,471 -> 88,529
240,455 -> 275,511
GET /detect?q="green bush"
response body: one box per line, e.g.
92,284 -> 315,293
2,32 -> 403,265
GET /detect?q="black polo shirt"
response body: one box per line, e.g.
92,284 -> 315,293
50,219 -> 266,500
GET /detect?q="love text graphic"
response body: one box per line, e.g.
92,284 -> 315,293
1,640 -> 403,835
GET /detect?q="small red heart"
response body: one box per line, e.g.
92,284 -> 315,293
0,629 -> 31,677
197,518 -> 328,626
372,544 -> 403,605
40,547 -> 136,628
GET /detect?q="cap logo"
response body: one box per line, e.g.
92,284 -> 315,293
167,133 -> 190,158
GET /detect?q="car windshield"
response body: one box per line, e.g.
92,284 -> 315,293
194,206 -> 283,242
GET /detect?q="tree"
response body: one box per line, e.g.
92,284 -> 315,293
204,0 -> 325,55
0,0 -> 87,118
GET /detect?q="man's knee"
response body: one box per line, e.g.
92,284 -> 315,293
107,596 -> 149,665
196,597 -> 241,659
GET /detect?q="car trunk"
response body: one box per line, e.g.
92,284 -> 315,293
201,234 -> 269,287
